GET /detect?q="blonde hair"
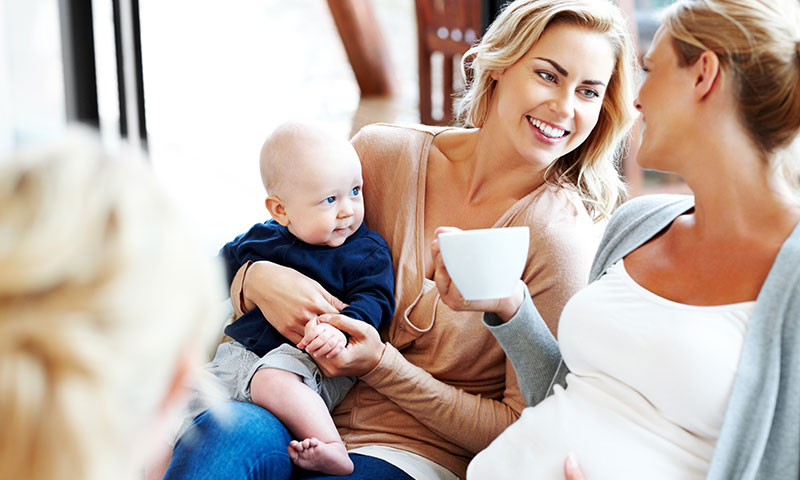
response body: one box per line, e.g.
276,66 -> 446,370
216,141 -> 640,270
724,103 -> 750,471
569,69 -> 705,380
0,131 -> 225,480
662,0 -> 800,192
457,0 -> 638,221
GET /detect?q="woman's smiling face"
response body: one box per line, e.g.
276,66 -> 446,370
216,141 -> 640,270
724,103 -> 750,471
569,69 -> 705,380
487,22 -> 616,169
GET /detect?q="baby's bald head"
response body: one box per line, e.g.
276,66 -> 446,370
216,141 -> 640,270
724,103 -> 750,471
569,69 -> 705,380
259,122 -> 358,198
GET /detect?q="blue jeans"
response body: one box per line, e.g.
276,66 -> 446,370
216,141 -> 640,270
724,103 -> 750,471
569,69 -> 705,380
164,402 -> 414,480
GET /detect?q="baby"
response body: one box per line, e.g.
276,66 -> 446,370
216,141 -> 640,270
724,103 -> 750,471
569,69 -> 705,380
215,122 -> 395,474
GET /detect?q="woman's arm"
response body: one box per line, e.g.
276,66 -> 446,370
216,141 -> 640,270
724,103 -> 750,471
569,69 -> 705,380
230,260 -> 346,344
318,315 -> 527,454
363,342 -> 525,453
341,287 -> 561,451
431,220 -> 588,406
483,286 -> 564,407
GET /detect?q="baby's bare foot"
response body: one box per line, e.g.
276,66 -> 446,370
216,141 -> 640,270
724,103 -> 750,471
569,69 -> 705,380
288,437 -> 354,475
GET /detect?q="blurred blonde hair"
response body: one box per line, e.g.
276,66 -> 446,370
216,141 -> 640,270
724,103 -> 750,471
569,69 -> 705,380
662,0 -> 800,194
457,0 -> 638,221
0,130 -> 225,480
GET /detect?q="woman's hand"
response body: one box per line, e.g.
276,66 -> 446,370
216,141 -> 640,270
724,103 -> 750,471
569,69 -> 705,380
431,227 -> 525,322
313,314 -> 386,377
564,453 -> 586,480
241,261 -> 347,345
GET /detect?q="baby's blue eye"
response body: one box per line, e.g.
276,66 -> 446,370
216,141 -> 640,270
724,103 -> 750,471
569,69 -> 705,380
351,186 -> 361,196
324,196 -> 336,204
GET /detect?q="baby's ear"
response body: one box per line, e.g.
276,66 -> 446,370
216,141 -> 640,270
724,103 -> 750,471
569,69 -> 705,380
265,195 -> 289,226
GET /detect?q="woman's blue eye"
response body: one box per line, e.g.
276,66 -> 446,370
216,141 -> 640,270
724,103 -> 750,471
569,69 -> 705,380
324,196 -> 335,204
537,71 -> 556,82
351,186 -> 361,196
580,88 -> 600,99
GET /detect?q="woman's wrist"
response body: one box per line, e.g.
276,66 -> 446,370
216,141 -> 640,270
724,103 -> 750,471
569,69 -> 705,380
351,332 -> 387,378
365,341 -> 388,376
494,280 -> 526,323
360,341 -> 397,384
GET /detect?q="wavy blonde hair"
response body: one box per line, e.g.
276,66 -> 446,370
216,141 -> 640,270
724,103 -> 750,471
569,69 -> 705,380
457,0 -> 638,221
0,131 -> 224,480
662,0 -> 800,194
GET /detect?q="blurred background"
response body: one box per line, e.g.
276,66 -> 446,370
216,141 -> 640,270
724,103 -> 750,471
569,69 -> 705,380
0,0 -> 678,254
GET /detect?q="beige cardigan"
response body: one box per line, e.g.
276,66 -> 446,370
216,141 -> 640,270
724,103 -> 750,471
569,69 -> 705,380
233,123 -> 601,477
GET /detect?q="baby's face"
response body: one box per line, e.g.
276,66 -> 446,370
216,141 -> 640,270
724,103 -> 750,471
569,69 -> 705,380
280,145 -> 364,247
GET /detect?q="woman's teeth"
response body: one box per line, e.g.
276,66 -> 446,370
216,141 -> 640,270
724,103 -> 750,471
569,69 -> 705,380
528,117 -> 567,138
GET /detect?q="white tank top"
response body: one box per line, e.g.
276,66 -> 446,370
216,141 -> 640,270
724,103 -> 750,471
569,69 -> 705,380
468,260 -> 755,479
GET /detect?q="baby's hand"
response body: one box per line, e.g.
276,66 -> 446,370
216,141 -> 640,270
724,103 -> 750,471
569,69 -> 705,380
297,316 -> 347,359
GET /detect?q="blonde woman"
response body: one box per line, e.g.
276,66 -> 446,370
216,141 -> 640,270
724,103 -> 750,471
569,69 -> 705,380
431,0 -> 800,478
0,132 -> 224,480
165,0 -> 638,478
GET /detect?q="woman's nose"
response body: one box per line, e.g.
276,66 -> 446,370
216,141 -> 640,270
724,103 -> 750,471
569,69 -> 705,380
549,90 -> 574,118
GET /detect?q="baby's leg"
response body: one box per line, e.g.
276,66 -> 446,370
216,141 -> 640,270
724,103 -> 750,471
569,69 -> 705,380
250,368 -> 353,475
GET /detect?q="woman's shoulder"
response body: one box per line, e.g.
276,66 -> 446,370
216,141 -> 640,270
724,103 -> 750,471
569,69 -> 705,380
603,194 -> 694,242
510,185 -> 603,257
612,194 -> 694,222
767,220 -> 800,293
589,194 -> 695,280
352,123 -> 461,180
351,123 -> 450,147
514,184 -> 596,230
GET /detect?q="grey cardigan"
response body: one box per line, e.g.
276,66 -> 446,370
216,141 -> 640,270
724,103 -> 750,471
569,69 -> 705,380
485,194 -> 800,479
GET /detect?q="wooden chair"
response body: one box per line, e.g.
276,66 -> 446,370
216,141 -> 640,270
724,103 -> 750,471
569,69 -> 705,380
414,0 -> 482,125
327,0 -> 397,97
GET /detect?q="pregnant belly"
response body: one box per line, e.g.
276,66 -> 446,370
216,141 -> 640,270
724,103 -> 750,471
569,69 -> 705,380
467,375 -> 714,480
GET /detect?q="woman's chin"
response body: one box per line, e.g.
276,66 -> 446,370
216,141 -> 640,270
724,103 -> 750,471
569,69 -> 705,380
634,151 -> 654,171
634,147 -> 664,172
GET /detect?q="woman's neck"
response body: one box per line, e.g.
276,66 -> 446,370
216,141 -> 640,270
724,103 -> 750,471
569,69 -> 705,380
440,125 -> 548,205
681,134 -> 800,241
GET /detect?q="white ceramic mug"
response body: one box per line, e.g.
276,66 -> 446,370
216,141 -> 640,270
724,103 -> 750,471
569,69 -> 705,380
437,226 -> 529,300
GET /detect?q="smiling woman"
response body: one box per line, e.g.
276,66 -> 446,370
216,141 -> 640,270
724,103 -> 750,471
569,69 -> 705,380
458,0 -> 638,221
487,24 -> 616,175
